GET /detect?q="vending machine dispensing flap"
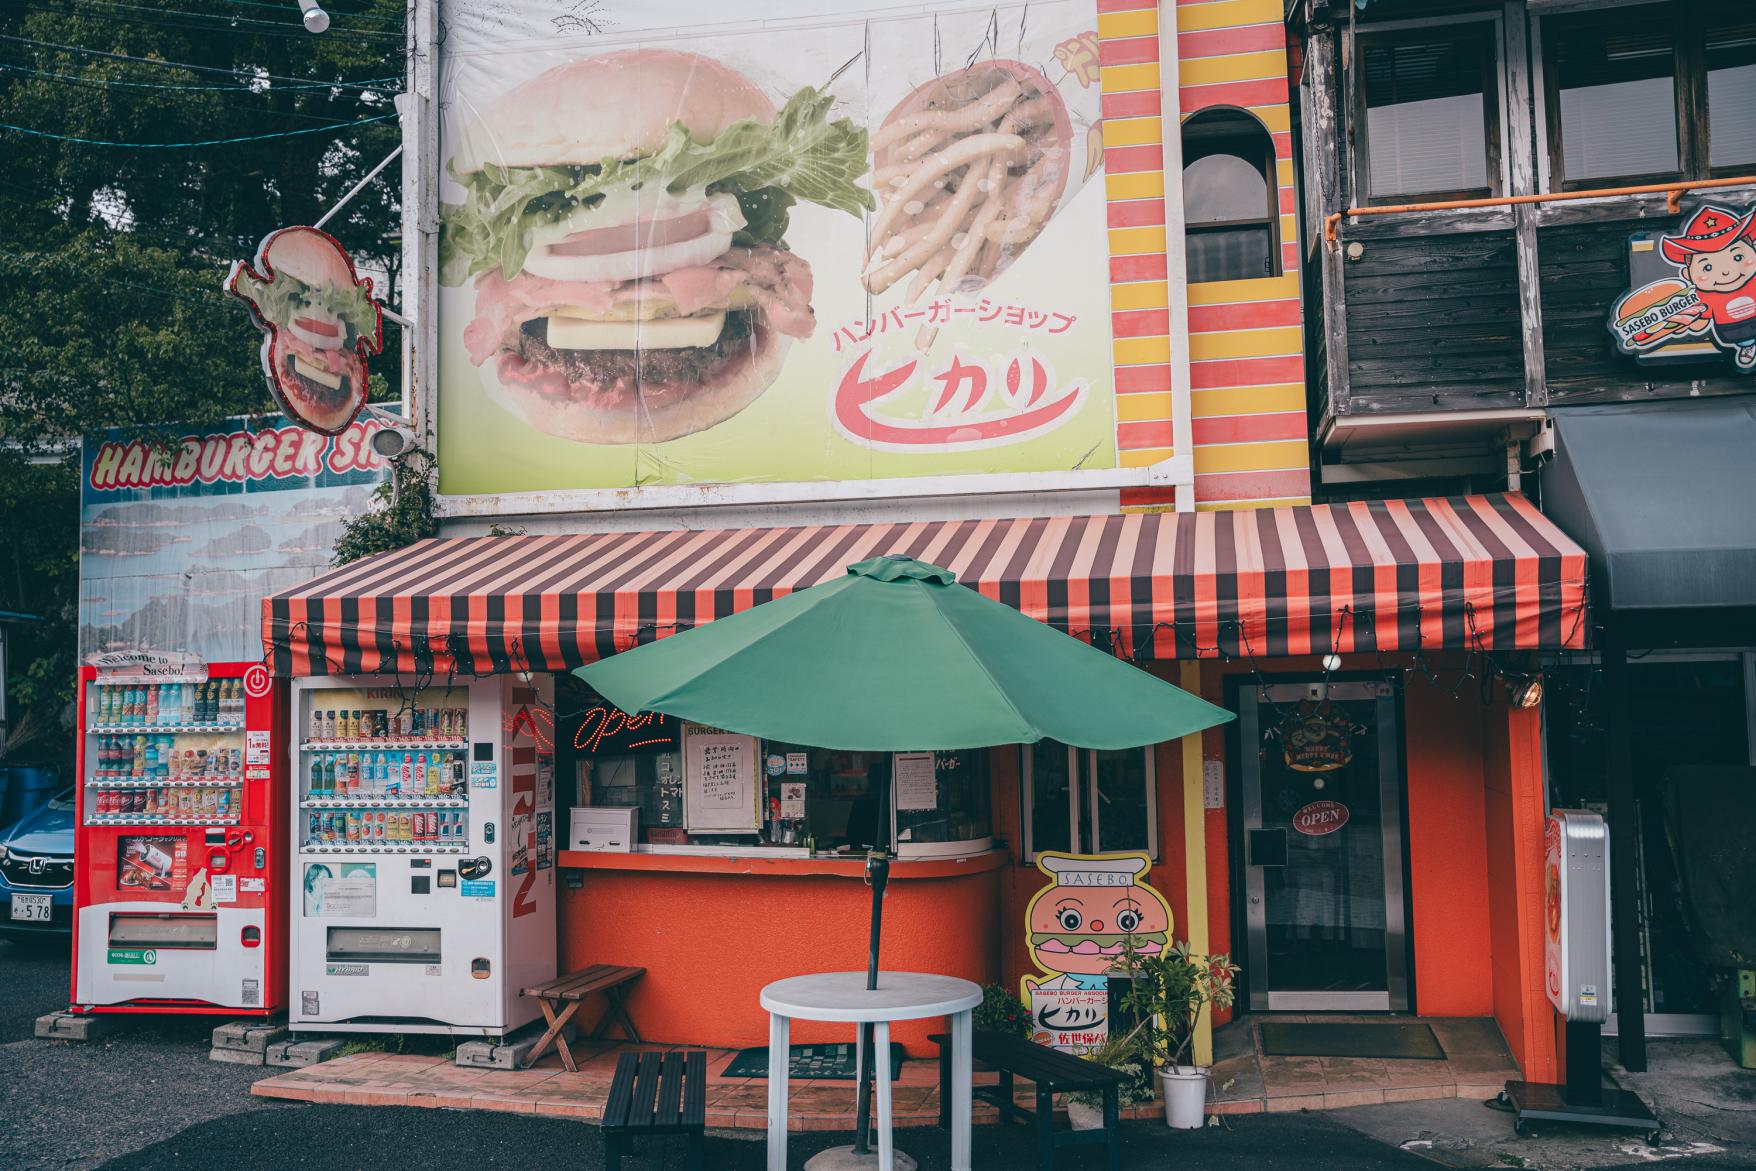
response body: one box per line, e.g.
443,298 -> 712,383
108,911 -> 219,950
326,926 -> 441,964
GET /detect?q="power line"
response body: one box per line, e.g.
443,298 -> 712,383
0,60 -> 400,92
220,0 -> 400,21
0,34 -> 403,88
0,111 -> 398,148
21,0 -> 406,43
0,64 -> 395,123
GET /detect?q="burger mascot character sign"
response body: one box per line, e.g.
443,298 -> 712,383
1608,203 -> 1756,371
1021,852 -> 1172,1054
226,226 -> 385,434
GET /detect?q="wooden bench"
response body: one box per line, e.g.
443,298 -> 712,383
521,964 -> 644,1072
602,1049 -> 706,1171
930,1030 -> 1124,1171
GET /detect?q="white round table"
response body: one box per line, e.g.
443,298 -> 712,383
760,971 -> 982,1171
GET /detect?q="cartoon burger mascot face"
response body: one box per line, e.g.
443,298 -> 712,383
1661,204 -> 1756,370
1021,852 -> 1173,1049
226,226 -> 384,434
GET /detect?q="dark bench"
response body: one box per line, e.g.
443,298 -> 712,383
603,1049 -> 706,1171
521,964 -> 644,1071
930,1030 -> 1124,1171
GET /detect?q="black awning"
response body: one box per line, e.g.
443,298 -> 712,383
1542,400 -> 1756,611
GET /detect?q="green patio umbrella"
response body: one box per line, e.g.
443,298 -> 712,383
576,554 -> 1232,751
574,554 -> 1232,1160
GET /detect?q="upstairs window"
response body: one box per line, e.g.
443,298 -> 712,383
1543,5 -> 1756,187
1708,17 -> 1756,171
1547,16 -> 1678,186
1183,108 -> 1279,283
1357,27 -> 1500,203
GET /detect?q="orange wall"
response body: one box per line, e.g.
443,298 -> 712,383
1403,683 -> 1495,1015
1483,703 -> 1559,1082
557,859 -> 1001,1054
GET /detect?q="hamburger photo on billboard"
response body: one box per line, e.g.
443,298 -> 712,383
440,49 -> 873,446
226,226 -> 384,435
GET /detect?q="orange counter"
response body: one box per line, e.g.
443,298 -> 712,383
556,848 -> 1007,1055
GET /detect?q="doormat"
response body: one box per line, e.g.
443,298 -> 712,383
1259,1021 -> 1446,1060
723,1042 -> 906,1081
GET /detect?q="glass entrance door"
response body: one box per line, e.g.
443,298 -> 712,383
1239,681 -> 1408,1011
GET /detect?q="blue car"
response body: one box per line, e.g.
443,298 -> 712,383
0,786 -> 75,938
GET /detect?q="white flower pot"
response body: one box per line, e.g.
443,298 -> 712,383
1158,1065 -> 1209,1129
1066,1099 -> 1105,1131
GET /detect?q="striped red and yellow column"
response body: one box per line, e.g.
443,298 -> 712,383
1100,0 -> 1312,512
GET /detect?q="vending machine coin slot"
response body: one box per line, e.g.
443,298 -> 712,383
253,847 -> 265,870
458,857 -> 491,881
483,822 -> 495,844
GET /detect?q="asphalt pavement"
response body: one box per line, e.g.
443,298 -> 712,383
104,1106 -> 1445,1171
0,935 -> 273,1170
5,937 -> 1749,1171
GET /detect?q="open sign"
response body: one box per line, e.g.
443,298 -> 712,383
1292,799 -> 1349,836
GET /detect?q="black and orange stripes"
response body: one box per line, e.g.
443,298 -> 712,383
265,494 -> 1586,677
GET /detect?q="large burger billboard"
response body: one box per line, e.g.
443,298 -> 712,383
434,0 -> 1114,501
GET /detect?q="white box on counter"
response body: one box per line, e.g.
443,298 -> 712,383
569,806 -> 638,852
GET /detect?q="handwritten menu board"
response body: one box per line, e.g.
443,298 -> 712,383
683,724 -> 760,833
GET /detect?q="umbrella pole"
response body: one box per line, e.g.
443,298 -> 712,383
853,759 -> 894,1157
853,850 -> 890,1154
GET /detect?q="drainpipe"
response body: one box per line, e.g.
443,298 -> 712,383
1158,1 -> 1194,513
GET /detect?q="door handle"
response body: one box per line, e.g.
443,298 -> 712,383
1247,828 -> 1288,867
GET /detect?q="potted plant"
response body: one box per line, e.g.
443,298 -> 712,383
972,982 -> 1033,1039
1118,941 -> 1239,1129
1064,1024 -> 1155,1130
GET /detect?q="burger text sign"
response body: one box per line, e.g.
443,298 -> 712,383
1608,203 -> 1756,372
227,227 -> 384,435
434,0 -> 1115,496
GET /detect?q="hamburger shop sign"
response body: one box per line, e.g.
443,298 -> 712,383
428,0 -> 1118,503
1608,202 -> 1756,372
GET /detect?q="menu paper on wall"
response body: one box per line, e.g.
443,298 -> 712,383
683,725 -> 760,833
893,752 -> 938,812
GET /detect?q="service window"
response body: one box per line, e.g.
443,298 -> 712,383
1021,741 -> 1159,862
564,684 -> 992,857
1356,26 -> 1501,203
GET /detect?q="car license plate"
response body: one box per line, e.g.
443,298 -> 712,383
10,893 -> 51,922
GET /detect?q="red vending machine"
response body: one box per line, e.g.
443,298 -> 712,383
71,659 -> 288,1016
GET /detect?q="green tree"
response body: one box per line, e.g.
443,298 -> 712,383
0,0 -> 407,758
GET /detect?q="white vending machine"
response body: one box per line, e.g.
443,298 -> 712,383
287,674 -> 556,1036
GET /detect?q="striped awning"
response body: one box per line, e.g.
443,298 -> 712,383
264,493 -> 1587,677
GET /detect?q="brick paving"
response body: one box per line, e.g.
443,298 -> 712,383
1207,1015 -> 1521,1116
250,1015 -> 1523,1129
